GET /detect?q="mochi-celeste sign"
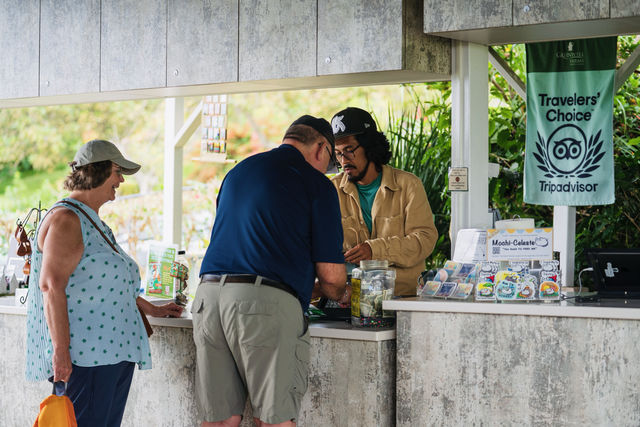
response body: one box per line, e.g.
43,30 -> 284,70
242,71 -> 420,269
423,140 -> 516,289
487,228 -> 554,261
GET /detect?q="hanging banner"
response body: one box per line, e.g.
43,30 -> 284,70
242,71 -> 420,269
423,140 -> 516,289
524,37 -> 617,206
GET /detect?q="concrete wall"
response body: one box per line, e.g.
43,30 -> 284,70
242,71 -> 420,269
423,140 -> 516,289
301,337 -> 396,427
0,0 -> 451,108
423,0 -> 640,44
395,310 -> 640,426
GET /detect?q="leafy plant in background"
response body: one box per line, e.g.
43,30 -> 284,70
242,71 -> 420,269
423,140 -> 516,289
574,36 -> 640,276
386,86 -> 451,271
487,44 -> 553,224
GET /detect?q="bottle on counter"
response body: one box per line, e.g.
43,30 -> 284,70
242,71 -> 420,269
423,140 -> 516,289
172,250 -> 189,307
350,265 -> 362,319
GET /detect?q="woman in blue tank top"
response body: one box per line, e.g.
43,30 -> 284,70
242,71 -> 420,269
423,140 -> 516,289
25,140 -> 183,426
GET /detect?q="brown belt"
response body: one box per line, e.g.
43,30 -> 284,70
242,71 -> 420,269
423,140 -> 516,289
200,274 -> 298,300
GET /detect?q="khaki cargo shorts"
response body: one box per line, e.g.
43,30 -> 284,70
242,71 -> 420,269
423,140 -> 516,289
191,275 -> 310,424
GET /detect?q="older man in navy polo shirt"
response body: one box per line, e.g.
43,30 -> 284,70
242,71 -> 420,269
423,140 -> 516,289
193,115 -> 346,427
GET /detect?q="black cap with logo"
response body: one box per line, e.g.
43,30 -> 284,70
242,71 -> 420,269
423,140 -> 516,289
330,107 -> 377,141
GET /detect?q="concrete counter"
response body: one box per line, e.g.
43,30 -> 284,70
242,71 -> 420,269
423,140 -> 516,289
0,296 -> 395,427
383,298 -> 640,426
384,297 -> 640,320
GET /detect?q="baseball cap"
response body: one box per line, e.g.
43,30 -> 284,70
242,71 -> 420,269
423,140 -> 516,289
331,107 -> 377,140
73,139 -> 141,174
286,115 -> 339,172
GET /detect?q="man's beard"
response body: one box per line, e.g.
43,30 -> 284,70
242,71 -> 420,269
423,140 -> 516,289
347,159 -> 371,183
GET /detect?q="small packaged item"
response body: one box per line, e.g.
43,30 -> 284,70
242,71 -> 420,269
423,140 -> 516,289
450,263 -> 478,283
539,261 -> 561,300
435,282 -> 457,298
464,264 -> 480,284
496,277 -> 518,300
434,269 -> 449,282
539,281 -> 560,299
516,274 -> 537,300
509,261 -> 530,274
420,281 -> 442,298
480,261 -> 499,274
541,270 -> 558,283
450,282 -> 474,299
478,261 -> 499,283
475,281 -> 496,300
541,260 -> 560,272
442,261 -> 461,277
495,270 -> 515,284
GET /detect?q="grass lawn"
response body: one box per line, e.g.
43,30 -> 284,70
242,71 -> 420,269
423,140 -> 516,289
0,167 -> 67,216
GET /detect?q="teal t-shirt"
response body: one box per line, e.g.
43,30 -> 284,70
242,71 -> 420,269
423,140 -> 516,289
357,173 -> 382,233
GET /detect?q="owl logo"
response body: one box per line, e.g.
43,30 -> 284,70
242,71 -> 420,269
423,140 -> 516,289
533,124 -> 604,178
547,124 -> 586,174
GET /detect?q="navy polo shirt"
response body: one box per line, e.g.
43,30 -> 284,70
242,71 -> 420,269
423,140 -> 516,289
200,144 -> 344,310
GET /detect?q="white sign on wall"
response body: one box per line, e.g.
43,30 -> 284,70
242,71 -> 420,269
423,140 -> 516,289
487,228 -> 553,261
448,167 -> 468,191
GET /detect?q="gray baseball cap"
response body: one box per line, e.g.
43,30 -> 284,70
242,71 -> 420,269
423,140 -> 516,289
73,139 -> 141,174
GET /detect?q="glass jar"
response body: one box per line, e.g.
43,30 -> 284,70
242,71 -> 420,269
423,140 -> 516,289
351,260 -> 395,327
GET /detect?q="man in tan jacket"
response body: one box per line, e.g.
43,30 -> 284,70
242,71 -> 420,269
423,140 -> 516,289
329,107 -> 438,296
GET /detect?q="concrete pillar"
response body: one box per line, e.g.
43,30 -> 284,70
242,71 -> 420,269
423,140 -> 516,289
553,206 -> 576,286
163,97 -> 184,246
450,41 -> 492,254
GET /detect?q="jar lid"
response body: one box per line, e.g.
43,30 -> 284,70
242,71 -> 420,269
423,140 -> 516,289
359,259 -> 388,270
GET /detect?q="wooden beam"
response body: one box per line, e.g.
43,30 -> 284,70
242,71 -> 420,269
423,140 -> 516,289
615,44 -> 640,92
173,101 -> 203,149
488,47 -> 526,101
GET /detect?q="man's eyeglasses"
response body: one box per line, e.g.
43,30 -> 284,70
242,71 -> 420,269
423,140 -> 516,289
320,143 -> 341,172
335,144 -> 361,161
324,146 -> 333,161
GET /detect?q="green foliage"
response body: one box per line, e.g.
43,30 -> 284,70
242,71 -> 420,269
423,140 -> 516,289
386,88 -> 451,270
488,44 -> 553,225
574,36 -> 640,272
0,100 -> 162,173
0,166 -> 67,213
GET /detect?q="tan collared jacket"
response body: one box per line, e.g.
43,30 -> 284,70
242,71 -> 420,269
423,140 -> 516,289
331,165 -> 438,295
